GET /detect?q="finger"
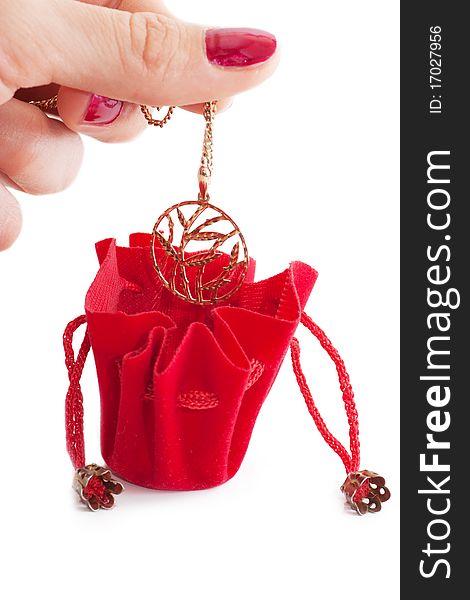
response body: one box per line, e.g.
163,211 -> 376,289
0,0 -> 278,107
0,98 -> 83,195
56,87 -> 146,142
56,88 -> 233,142
0,184 -> 22,251
11,1 -> 231,133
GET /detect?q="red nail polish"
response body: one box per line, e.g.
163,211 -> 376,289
83,95 -> 123,125
205,28 -> 277,67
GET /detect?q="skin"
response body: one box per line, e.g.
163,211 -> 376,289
0,0 -> 279,250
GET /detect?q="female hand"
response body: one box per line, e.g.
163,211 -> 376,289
0,0 -> 278,250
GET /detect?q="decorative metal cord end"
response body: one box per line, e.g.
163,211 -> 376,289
341,470 -> 390,515
73,464 -> 124,511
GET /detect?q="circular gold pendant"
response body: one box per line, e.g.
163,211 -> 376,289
151,201 -> 249,305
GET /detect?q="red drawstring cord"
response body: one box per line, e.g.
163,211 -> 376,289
290,312 -> 360,475
63,315 -> 124,511
63,315 -> 90,470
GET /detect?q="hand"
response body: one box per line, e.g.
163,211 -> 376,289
0,0 -> 278,250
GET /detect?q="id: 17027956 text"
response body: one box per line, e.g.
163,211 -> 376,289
429,25 -> 443,114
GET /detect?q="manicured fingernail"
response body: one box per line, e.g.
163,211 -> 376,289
205,28 -> 277,67
83,95 -> 123,125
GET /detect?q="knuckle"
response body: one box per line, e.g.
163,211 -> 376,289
126,13 -> 187,80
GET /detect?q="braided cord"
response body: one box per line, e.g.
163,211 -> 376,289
290,312 -> 360,474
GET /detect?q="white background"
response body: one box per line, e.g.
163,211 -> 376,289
0,1 -> 399,598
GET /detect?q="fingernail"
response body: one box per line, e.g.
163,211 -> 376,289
83,94 -> 123,125
205,28 -> 277,67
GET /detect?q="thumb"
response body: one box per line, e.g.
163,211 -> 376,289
0,0 -> 278,106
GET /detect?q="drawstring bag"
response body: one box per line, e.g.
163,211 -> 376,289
64,233 -> 390,514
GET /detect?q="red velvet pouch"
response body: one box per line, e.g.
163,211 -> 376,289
71,233 -> 315,490
64,233 -> 389,513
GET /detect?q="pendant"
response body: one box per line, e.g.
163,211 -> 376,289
151,200 -> 248,305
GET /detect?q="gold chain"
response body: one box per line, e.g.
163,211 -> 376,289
198,100 -> 217,201
140,104 -> 174,127
30,95 -> 58,111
